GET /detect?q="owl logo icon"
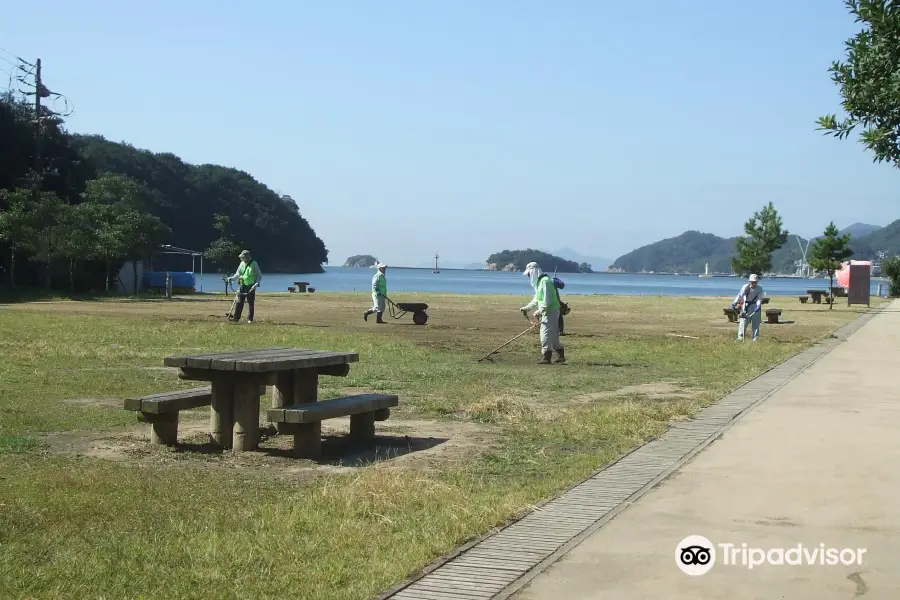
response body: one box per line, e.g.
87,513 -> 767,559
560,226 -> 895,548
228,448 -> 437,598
676,535 -> 716,576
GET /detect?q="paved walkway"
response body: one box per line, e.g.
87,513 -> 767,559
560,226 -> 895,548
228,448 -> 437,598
511,301 -> 900,599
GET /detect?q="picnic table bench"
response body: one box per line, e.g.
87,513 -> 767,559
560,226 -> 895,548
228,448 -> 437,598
147,347 -> 395,458
268,393 -> 398,456
807,289 -> 829,304
765,308 -> 782,324
723,297 -> 770,322
124,385 -> 267,444
124,387 -> 212,444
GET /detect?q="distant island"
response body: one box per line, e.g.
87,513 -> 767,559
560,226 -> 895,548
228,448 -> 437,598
486,249 -> 592,273
609,222 -> 894,274
343,254 -> 377,268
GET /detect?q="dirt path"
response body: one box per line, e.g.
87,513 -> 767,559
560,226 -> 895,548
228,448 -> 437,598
48,378 -> 702,479
40,412 -> 499,479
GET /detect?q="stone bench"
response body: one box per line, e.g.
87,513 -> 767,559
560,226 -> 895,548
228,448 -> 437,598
125,385 -> 266,445
765,308 -> 782,324
267,393 -> 399,458
798,295 -> 808,304
293,281 -> 310,293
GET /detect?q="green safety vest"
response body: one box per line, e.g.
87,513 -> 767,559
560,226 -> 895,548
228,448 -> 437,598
238,260 -> 260,286
373,272 -> 387,296
536,274 -> 560,312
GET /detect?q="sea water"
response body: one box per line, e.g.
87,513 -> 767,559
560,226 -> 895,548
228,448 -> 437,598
194,267 -> 879,298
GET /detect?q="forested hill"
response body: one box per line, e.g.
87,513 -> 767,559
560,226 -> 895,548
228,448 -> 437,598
610,231 -> 738,273
70,135 -> 328,273
486,249 -> 590,273
610,223 -> 899,274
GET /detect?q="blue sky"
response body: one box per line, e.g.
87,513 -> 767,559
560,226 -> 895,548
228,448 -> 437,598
2,1 -> 897,268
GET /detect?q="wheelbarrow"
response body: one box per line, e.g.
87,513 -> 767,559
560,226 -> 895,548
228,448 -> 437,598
386,297 -> 429,325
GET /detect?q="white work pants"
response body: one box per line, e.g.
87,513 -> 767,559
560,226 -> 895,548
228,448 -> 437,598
738,310 -> 761,341
540,309 -> 563,353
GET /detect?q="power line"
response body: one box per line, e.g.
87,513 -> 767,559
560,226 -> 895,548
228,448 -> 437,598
1,65 -> 16,91
1,53 -> 76,195
0,47 -> 34,68
3,53 -> 72,117
46,92 -> 75,117
0,46 -> 36,96
0,53 -> 18,70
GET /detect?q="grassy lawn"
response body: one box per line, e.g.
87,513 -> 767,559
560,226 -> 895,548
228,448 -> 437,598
0,291 -> 878,599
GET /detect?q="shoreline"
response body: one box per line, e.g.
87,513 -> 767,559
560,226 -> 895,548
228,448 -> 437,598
257,265 -> 886,279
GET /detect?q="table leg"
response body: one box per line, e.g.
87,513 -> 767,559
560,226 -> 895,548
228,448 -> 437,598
210,381 -> 234,449
291,369 -> 320,458
272,371 -> 294,434
233,381 -> 261,452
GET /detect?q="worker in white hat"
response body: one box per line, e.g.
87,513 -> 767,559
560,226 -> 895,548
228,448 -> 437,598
521,261 -> 565,363
732,273 -> 764,341
363,263 -> 388,324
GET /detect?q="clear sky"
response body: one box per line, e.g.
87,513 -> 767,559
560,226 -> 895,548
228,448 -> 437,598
2,1 -> 897,268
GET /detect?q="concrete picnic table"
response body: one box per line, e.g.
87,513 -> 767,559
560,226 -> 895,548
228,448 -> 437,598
163,347 -> 359,452
806,289 -> 829,304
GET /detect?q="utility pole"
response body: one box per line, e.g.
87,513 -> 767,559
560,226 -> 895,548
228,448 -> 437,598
33,58 -> 42,198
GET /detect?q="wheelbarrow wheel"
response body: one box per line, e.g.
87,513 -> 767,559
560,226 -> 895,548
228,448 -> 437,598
413,311 -> 428,325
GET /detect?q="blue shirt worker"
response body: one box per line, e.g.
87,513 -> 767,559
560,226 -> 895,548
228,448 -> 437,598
521,261 -> 565,364
733,273 -> 764,341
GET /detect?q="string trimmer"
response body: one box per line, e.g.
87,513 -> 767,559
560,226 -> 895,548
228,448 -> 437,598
476,311 -> 538,362
226,282 -> 258,320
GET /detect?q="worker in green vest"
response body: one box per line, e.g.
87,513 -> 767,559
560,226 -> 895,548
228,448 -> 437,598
521,261 -> 565,364
363,263 -> 388,324
228,249 -> 262,323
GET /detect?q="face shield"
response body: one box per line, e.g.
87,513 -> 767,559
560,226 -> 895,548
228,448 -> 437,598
524,262 -> 543,289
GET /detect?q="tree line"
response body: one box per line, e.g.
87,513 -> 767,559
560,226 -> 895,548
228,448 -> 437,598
0,92 -> 329,293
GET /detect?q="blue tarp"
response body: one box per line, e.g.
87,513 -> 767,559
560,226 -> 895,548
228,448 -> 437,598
143,271 -> 196,289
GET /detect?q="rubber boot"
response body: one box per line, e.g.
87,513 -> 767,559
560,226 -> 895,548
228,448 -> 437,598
554,348 -> 566,364
363,310 -> 372,321
376,311 -> 386,324
537,350 -> 552,364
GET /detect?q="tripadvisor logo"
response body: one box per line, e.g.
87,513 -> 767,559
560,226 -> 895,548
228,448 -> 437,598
676,535 -> 867,575
676,535 -> 715,576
